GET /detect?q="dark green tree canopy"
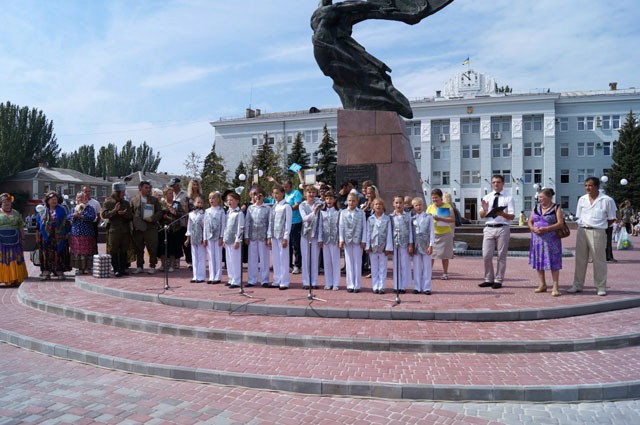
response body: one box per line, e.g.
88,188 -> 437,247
201,143 -> 228,195
0,101 -> 60,179
604,111 -> 639,207
314,124 -> 337,187
287,132 -> 310,169
250,131 -> 284,192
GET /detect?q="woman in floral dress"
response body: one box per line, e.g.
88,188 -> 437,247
528,188 -> 565,297
0,193 -> 28,286
36,191 -> 69,280
69,192 -> 97,275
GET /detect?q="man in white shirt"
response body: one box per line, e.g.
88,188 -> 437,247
478,175 -> 515,289
569,177 -> 617,296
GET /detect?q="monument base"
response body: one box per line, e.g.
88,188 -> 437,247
336,109 -> 423,204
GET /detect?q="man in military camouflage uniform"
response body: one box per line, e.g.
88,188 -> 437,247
101,182 -> 133,277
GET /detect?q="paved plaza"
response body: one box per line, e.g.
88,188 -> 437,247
1,230 -> 639,424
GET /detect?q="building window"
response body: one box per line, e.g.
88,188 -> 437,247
101,186 -> 107,198
524,196 -> 532,213
462,144 -> 480,159
461,119 -> 480,134
578,142 -> 595,157
91,186 -> 97,198
462,170 -> 471,184
612,115 -> 621,129
492,143 -> 501,158
68,184 -> 75,195
432,171 -> 441,185
534,169 -> 542,184
559,117 -> 569,132
252,137 -> 259,146
472,171 -> 480,184
523,116 -> 543,131
432,120 -> 450,135
287,135 -> 293,144
577,116 -> 595,131
534,143 -> 543,156
560,196 -> 569,209
560,169 -> 570,184
414,147 -> 421,159
462,170 -> 480,185
492,117 -> 511,133
560,143 -> 569,156
524,142 -> 532,156
492,170 -> 511,183
432,145 -> 450,160
442,171 -> 450,186
577,168 -> 595,183
523,169 -> 532,184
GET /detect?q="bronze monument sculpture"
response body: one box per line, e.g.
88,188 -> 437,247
311,0 -> 454,119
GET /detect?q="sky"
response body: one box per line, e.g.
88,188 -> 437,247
2,0 -> 639,175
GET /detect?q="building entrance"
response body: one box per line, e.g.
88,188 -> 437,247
464,198 -> 477,221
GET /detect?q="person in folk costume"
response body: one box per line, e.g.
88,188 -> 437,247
244,187 -> 271,287
411,197 -> 435,294
267,185 -> 292,290
339,192 -> 367,293
204,191 -> 226,284
101,183 -> 133,277
222,191 -> 245,288
390,195 -> 413,293
68,191 -> 97,275
185,196 -> 207,283
319,190 -> 341,290
36,191 -> 70,280
365,197 -> 393,294
300,185 -> 324,290
0,193 -> 28,286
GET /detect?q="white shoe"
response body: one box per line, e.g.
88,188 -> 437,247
292,266 -> 301,274
567,286 -> 582,293
168,267 -> 174,273
132,267 -> 143,274
597,289 -> 607,296
332,286 -> 340,291
147,268 -> 156,275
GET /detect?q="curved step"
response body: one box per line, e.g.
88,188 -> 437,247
18,280 -> 640,354
3,288 -> 640,402
74,276 -> 640,322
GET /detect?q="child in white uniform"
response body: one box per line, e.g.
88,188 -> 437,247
300,185 -> 323,290
244,188 -> 271,287
339,192 -> 367,293
390,195 -> 413,293
185,196 -> 206,283
267,186 -> 292,290
366,198 -> 393,294
204,191 -> 225,284
411,197 -> 435,294
224,192 -> 245,288
319,191 -> 341,290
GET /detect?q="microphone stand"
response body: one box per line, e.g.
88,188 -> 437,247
383,226 -> 402,305
147,213 -> 187,292
223,224 -> 253,298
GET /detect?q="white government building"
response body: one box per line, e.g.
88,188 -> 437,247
211,70 -> 640,219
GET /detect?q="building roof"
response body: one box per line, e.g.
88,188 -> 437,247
120,171 -> 182,191
8,166 -> 110,185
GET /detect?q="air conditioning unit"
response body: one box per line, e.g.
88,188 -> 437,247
439,133 -> 447,142
596,116 -> 603,127
507,143 -> 512,150
596,142 -> 603,148
415,152 -> 422,159
493,131 -> 502,140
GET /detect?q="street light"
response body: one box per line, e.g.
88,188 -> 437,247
621,178 -> 629,186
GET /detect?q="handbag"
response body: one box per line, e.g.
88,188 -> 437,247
556,222 -> 570,239
30,249 -> 41,266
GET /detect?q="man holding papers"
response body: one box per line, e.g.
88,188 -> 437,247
478,175 -> 515,289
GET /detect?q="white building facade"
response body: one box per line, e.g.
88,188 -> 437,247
211,71 -> 639,219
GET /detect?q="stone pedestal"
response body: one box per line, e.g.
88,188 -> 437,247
337,109 -> 423,205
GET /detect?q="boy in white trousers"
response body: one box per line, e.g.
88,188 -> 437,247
267,186 -> 292,290
224,192 -> 245,288
319,191 -> 341,290
185,196 -> 206,283
300,185 -> 323,290
204,191 -> 225,284
390,195 -> 413,293
339,192 -> 367,293
366,198 -> 393,294
244,188 -> 271,287
411,197 -> 435,294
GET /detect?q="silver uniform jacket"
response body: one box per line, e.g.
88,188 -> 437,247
390,211 -> 413,248
245,204 -> 271,241
412,212 -> 435,255
223,207 -> 245,245
319,207 -> 340,245
300,200 -> 322,239
268,200 -> 292,240
203,206 -> 225,241
339,208 -> 366,245
366,214 -> 393,253
186,209 -> 205,244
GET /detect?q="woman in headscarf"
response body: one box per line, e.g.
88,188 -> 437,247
68,191 -> 97,275
0,193 -> 28,286
36,191 -> 69,280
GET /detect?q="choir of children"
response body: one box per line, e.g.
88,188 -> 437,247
184,184 -> 441,295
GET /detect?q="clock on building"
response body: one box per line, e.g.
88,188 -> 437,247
459,69 -> 480,91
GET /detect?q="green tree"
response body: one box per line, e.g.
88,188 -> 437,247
0,101 -> 60,179
134,141 -> 162,173
287,132 -> 310,169
183,151 -> 203,179
604,111 -> 640,207
96,144 -> 119,177
201,143 -> 228,195
314,124 -> 338,187
250,131 -> 283,193
495,84 -> 513,94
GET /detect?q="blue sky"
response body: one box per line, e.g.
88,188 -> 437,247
2,0 -> 639,175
